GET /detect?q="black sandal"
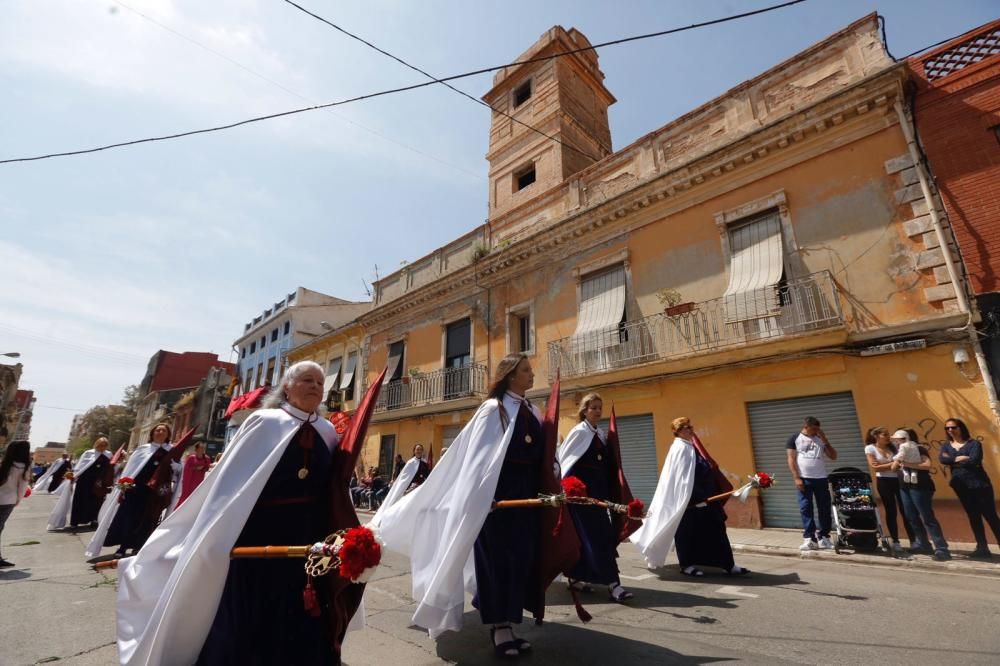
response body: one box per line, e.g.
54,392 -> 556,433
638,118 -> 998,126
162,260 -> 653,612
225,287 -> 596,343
490,626 -> 519,658
567,578 -> 593,593
726,566 -> 751,576
609,583 -> 634,602
681,566 -> 705,577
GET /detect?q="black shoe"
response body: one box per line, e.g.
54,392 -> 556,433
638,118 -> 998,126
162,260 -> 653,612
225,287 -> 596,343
0,558 -> 14,568
932,550 -> 952,561
969,548 -> 993,560
113,549 -> 128,558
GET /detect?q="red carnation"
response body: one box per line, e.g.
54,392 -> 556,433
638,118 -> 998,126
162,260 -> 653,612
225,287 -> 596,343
561,476 -> 588,498
756,472 -> 773,488
627,498 -> 645,518
337,526 -> 382,583
119,477 -> 135,485
24,487 -> 32,498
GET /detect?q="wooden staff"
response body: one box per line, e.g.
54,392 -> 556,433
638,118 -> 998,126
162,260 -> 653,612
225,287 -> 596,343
94,544 -> 316,570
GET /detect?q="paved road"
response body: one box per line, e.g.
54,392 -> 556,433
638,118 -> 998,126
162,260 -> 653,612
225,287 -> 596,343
3,494 -> 999,665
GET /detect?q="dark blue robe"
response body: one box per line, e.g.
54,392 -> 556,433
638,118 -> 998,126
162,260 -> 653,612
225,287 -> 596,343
48,460 -> 70,492
472,403 -> 543,625
104,447 -> 168,552
198,425 -> 336,666
71,454 -> 109,527
674,454 -> 735,571
566,432 -> 619,585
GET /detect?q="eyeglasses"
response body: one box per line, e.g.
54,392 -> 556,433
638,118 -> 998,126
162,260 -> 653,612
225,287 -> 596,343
679,424 -> 693,430
944,426 -> 959,431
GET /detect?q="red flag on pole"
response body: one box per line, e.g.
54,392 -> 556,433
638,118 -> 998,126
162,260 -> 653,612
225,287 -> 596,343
425,442 -> 434,470
607,406 -> 643,543
535,372 -> 587,623
323,366 -> 386,654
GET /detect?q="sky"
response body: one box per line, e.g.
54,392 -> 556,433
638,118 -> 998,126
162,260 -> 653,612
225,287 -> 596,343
2,0 -> 997,448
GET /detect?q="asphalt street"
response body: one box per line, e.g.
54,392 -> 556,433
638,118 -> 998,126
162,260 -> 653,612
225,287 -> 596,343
3,494 -> 999,665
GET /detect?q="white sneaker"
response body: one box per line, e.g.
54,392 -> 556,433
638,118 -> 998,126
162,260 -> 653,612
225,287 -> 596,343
800,538 -> 818,551
818,537 -> 834,550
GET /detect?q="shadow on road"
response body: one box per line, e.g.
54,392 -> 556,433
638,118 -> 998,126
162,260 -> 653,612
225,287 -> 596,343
0,569 -> 32,580
433,610 -> 737,665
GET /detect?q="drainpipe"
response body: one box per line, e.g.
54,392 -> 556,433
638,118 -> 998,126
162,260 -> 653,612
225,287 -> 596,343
894,100 -> 1000,423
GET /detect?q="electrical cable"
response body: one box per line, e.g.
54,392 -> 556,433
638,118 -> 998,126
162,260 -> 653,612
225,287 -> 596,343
0,0 -> 809,165
112,0 -> 480,179
283,0 -> 603,162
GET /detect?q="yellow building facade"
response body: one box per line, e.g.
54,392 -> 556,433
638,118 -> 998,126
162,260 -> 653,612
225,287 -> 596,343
359,16 -> 998,540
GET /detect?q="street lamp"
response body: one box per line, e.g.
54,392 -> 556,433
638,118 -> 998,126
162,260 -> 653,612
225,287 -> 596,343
1,352 -> 20,358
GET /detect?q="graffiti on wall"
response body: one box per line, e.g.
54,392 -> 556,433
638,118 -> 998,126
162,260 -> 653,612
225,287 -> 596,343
909,417 -> 986,481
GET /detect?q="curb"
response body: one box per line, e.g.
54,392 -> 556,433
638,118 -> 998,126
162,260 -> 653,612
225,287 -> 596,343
731,542 -> 1000,576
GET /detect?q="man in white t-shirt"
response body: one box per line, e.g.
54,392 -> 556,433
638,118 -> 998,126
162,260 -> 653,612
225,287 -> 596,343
786,416 -> 838,551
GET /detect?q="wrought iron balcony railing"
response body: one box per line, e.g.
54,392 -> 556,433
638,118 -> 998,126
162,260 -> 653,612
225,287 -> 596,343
548,271 -> 843,380
375,363 -> 489,413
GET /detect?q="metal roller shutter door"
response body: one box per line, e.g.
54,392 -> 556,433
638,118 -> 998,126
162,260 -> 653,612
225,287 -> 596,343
747,392 -> 867,528
599,413 -> 659,506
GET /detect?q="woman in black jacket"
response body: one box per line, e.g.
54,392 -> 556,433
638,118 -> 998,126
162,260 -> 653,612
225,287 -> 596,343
939,418 -> 1000,559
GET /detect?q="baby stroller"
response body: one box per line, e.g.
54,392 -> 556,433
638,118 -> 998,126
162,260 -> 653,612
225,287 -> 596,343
828,467 -> 895,557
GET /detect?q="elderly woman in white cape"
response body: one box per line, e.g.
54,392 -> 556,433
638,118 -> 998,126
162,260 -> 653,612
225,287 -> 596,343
629,416 -> 749,577
113,361 -> 365,666
47,437 -> 111,531
371,353 -> 557,659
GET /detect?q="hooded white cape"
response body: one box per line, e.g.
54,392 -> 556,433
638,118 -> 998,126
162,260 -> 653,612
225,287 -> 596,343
557,420 -> 605,479
32,458 -> 70,493
114,405 -> 362,666
47,449 -> 111,531
369,392 -> 538,638
379,456 -> 422,511
628,437 -> 696,568
85,442 -> 171,559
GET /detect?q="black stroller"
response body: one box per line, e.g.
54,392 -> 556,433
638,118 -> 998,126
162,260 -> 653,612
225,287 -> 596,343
828,467 -> 895,557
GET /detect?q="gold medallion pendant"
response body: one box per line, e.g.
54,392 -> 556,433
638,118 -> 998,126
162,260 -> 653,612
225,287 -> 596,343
297,468 -> 309,480
524,435 -> 533,444
597,454 -> 603,461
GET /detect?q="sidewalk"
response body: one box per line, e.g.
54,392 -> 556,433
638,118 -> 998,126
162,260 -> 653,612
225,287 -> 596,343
726,527 -> 1000,576
358,509 -> 1000,577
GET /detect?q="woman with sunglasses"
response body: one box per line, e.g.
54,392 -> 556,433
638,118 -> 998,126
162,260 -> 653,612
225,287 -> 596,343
864,427 -> 914,552
939,418 -> 1000,559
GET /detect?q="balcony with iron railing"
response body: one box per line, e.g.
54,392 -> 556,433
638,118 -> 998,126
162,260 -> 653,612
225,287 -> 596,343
375,363 -> 489,413
548,271 -> 844,380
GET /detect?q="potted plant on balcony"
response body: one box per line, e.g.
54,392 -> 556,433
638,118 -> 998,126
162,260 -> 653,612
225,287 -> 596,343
656,288 -> 696,316
403,367 -> 421,384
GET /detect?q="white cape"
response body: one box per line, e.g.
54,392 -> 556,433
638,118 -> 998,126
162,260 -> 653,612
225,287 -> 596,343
378,456 -> 422,511
85,443 -> 170,559
47,450 -> 111,531
557,420 -> 604,478
115,405 -> 361,666
369,392 -> 538,638
32,458 -> 70,493
628,437 -> 696,568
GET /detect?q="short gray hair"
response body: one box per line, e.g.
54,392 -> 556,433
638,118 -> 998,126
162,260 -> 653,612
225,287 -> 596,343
260,360 -> 325,409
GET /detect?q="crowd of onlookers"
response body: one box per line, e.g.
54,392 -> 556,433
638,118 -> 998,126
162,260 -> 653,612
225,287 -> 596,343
788,415 -> 1000,560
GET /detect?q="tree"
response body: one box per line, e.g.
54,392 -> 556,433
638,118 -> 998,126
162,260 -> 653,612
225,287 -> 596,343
69,385 -> 141,453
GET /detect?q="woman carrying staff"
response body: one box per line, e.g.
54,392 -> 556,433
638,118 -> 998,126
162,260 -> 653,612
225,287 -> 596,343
47,437 -> 112,531
631,417 -> 748,577
557,393 -> 633,602
372,353 -> 577,659
115,361 -> 366,665
87,423 -> 179,559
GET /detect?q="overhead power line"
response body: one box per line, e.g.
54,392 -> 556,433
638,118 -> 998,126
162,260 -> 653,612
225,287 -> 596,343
0,0 -> 809,165
283,0 -> 602,163
111,0 -> 480,179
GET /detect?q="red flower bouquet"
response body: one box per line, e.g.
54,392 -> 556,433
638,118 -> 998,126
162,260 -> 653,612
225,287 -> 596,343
561,476 -> 588,498
116,476 -> 136,492
753,472 -> 774,489
627,498 -> 645,518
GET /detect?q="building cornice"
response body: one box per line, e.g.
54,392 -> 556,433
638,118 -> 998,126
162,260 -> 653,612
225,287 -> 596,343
362,66 -> 908,331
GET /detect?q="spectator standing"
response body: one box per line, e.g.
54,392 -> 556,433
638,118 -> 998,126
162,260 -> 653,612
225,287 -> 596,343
864,426 -> 914,552
892,429 -> 951,560
939,418 -> 1000,559
787,416 -> 838,551
0,440 -> 32,568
